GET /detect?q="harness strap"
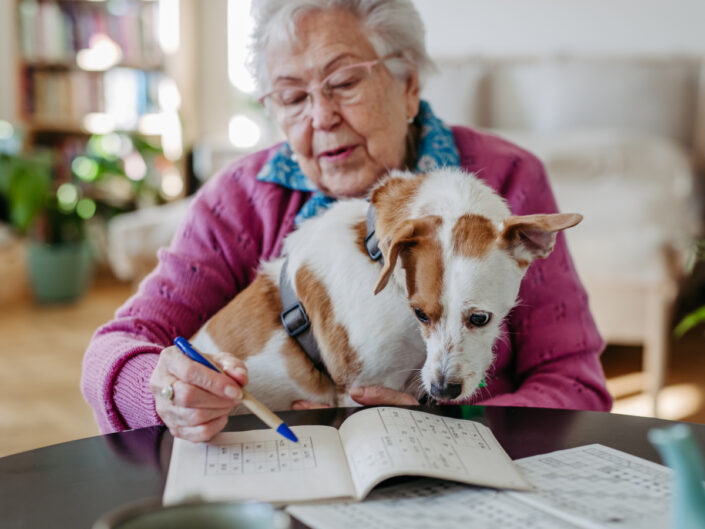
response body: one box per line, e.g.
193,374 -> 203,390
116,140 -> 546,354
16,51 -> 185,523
364,203 -> 384,263
279,257 -> 328,377
278,204 -> 381,377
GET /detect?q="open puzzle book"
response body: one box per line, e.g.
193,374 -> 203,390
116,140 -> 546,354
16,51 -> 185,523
287,444 -> 673,529
164,407 -> 531,505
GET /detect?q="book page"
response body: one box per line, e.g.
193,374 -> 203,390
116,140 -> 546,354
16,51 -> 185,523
338,407 -> 531,498
163,425 -> 356,505
509,444 -> 671,529
287,444 -> 672,529
288,478 -> 582,529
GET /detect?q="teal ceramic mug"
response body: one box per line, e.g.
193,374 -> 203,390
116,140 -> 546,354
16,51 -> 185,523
92,499 -> 290,529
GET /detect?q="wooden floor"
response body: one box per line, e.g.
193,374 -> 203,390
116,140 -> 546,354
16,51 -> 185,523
0,277 -> 703,458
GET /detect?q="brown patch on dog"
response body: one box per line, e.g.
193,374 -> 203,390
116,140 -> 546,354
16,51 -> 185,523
205,272 -> 334,398
205,274 -> 282,359
280,333 -> 336,398
452,214 -> 497,258
397,216 -> 445,325
370,174 -> 425,243
295,264 -> 363,390
353,219 -> 369,258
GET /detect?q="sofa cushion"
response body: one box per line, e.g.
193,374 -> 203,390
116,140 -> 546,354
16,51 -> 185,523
492,129 -> 700,282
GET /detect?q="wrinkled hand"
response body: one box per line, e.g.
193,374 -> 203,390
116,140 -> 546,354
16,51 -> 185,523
150,345 -> 248,442
292,385 -> 419,410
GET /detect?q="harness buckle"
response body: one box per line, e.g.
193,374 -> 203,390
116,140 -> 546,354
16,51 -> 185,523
364,230 -> 382,261
280,302 -> 311,337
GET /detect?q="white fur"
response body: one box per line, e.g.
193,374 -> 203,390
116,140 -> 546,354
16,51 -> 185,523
404,170 -> 524,400
282,200 -> 426,393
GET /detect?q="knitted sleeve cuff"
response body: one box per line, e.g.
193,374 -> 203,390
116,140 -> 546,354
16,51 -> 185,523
112,352 -> 162,430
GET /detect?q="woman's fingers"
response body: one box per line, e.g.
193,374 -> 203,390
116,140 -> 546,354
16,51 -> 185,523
151,346 -> 251,441
162,402 -> 233,426
164,346 -> 243,401
168,414 -> 230,443
291,400 -> 332,410
169,379 -> 236,409
211,351 -> 249,387
349,385 -> 419,406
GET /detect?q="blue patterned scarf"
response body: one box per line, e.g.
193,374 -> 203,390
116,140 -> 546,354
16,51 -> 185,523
256,100 -> 460,225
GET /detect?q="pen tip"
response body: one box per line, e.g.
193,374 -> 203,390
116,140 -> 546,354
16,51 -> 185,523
277,423 -> 298,443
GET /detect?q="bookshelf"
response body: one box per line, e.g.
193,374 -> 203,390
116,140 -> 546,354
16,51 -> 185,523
14,0 -> 193,200
18,0 -> 162,133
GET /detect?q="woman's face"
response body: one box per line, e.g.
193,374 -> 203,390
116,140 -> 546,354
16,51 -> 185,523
265,9 -> 420,198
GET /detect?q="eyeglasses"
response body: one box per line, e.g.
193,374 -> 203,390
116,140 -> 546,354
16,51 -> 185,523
259,52 -> 403,124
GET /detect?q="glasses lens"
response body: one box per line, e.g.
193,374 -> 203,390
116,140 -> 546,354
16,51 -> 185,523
268,88 -> 308,121
268,61 -> 379,124
324,65 -> 370,103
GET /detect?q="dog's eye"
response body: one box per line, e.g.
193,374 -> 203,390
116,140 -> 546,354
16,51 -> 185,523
467,312 -> 491,327
413,307 -> 430,324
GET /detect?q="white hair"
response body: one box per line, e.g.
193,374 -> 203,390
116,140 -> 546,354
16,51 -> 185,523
248,0 -> 436,95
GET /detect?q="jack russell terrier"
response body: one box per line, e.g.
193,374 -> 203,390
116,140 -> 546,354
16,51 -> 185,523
191,167 -> 582,411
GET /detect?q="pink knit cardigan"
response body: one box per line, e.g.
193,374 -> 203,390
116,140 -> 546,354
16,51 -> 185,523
81,126 -> 613,433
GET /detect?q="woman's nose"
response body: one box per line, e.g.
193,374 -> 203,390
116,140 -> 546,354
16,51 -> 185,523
308,92 -> 341,130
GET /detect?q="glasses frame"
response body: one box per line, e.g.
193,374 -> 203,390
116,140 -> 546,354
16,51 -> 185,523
258,51 -> 404,119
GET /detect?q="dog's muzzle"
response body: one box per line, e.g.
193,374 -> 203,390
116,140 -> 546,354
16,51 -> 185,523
429,379 -> 463,400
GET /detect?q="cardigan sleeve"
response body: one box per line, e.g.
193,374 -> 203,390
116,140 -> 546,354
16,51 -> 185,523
461,133 -> 613,411
80,151 -> 295,433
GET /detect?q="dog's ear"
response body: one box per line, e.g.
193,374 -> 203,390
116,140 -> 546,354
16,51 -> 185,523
374,220 -> 415,295
499,213 -> 582,265
374,216 -> 440,295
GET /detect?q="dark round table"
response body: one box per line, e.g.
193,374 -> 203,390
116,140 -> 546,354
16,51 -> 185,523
2,405 -> 704,528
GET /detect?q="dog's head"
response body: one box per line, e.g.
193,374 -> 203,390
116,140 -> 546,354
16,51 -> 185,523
370,168 -> 582,402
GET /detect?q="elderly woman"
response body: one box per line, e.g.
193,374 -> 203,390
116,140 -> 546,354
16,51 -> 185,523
81,0 -> 612,441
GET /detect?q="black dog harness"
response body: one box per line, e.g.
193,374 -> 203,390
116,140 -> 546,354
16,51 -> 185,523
278,204 -> 383,376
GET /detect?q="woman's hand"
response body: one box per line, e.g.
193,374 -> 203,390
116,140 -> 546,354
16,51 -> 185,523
291,385 -> 419,410
150,345 -> 248,442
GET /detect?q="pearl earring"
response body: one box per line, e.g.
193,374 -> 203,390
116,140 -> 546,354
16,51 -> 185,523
407,116 -> 414,124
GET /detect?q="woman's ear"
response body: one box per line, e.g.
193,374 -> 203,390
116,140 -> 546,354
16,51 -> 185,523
404,70 -> 420,119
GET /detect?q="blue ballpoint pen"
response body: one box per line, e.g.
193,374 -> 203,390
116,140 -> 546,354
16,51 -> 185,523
174,337 -> 298,443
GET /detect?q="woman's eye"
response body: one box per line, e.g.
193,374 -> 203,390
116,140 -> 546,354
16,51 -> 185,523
331,77 -> 361,90
467,312 -> 491,327
413,307 -> 430,324
327,70 -> 365,91
278,90 -> 308,106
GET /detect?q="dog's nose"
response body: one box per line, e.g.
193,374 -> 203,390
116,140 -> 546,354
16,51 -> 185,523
430,380 -> 463,400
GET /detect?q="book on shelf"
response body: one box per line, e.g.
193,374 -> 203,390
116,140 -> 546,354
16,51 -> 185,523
18,0 -> 162,66
24,67 -> 163,129
164,407 -> 531,506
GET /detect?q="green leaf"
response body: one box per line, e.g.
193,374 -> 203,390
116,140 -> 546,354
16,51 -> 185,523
674,306 -> 705,338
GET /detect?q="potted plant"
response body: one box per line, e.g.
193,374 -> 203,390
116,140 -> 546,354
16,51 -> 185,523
674,240 -> 705,338
0,143 -> 94,303
1,125 -> 179,303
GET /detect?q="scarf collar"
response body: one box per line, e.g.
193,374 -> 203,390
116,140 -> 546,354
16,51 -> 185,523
256,100 -> 460,225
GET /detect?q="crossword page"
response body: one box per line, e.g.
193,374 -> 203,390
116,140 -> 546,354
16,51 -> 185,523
348,407 -> 491,483
205,437 -> 316,475
339,407 -> 530,496
511,444 -> 670,529
164,425 -> 357,504
289,478 -> 581,529
288,444 -> 673,529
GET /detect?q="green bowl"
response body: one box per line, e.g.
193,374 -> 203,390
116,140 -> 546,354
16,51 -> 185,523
92,499 -> 290,529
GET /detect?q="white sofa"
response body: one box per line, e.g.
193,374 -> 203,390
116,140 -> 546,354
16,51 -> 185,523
423,55 -> 705,414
